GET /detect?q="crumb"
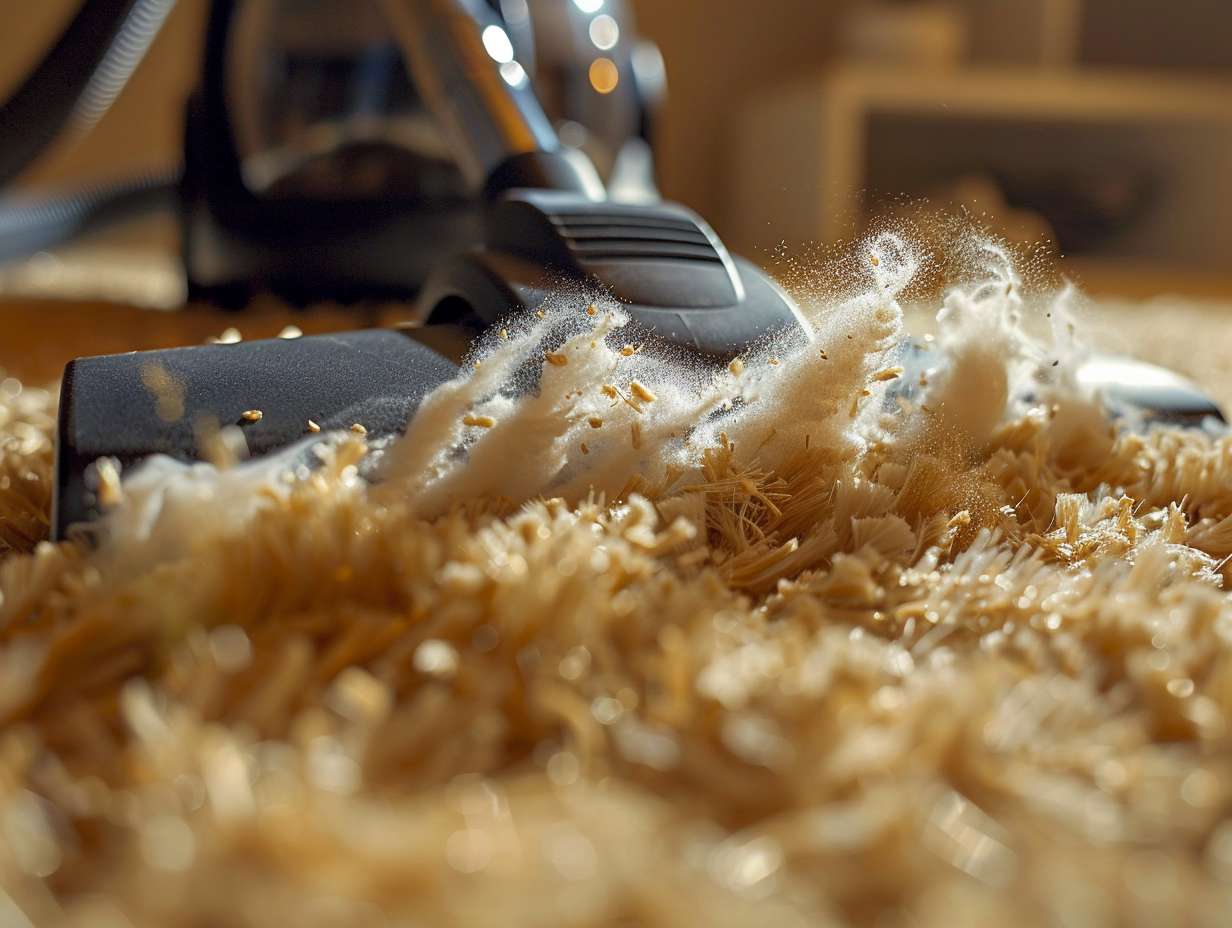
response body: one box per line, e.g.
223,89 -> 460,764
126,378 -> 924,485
307,420 -> 321,433
211,327 -> 242,345
630,381 -> 656,404
350,423 -> 368,435
545,352 -> 568,367
463,414 -> 496,428
729,358 -> 745,376
588,416 -> 604,429
94,457 -> 123,508
240,409 -> 263,423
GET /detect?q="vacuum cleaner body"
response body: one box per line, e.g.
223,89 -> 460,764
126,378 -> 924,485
182,0 -> 661,307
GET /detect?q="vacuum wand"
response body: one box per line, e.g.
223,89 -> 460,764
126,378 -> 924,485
379,0 -> 604,199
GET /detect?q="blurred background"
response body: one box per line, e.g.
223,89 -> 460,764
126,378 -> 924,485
1,0 -> 1230,304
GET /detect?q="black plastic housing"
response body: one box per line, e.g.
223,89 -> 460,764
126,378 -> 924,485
54,329 -> 458,539
417,189 -> 808,357
179,0 -> 483,308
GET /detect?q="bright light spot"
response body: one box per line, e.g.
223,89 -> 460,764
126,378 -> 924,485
588,57 -> 619,95
327,666 -> 392,724
573,0 -> 604,12
414,638 -> 460,678
591,695 -> 623,725
558,645 -> 591,680
1077,357 -> 1186,390
589,13 -> 620,50
481,24 -> 515,64
500,60 -> 528,88
709,836 -> 783,896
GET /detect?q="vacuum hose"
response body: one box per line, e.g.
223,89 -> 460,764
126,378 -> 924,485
0,172 -> 179,264
0,0 -> 179,263
0,0 -> 178,188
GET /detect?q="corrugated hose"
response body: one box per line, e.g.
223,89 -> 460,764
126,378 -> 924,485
0,0 -> 179,264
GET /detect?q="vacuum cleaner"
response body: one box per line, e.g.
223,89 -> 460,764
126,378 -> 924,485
45,0 -> 808,536
0,0 -> 1221,540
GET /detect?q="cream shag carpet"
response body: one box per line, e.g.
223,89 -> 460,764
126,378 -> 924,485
1,239 -> 1232,927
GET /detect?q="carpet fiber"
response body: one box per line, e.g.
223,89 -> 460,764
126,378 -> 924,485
1,261 -> 1232,926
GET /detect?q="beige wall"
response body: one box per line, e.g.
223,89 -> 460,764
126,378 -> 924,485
0,0 -> 840,234
0,0 -> 208,188
630,0 -> 842,232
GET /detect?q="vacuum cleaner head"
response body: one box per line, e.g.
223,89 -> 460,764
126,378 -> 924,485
417,189 -> 807,357
52,185 -> 811,539
54,330 -> 459,537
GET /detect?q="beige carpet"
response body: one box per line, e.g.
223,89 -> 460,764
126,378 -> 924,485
1,268 -> 1232,926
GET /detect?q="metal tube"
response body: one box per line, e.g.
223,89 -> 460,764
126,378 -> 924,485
378,0 -> 564,190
